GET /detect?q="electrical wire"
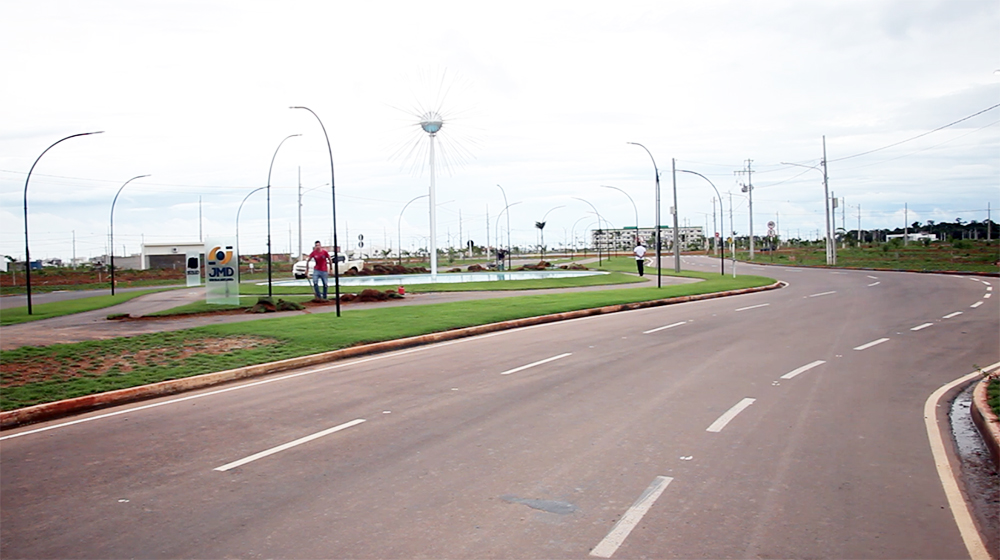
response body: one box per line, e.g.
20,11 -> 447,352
829,102 -> 1000,163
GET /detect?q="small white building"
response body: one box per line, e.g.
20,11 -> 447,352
142,242 -> 204,270
885,233 -> 937,242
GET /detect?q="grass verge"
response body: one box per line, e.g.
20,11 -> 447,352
0,290 -> 168,326
988,377 -> 999,419
0,272 -> 772,410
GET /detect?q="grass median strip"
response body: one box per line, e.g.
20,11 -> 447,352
0,272 -> 772,411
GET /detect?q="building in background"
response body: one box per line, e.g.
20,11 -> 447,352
592,226 -> 704,252
142,243 -> 204,270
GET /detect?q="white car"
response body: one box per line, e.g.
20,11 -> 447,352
293,254 -> 364,279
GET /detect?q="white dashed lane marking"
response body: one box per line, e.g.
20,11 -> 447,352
214,419 -> 366,472
854,338 -> 890,351
500,353 -> 572,375
707,398 -> 756,432
781,360 -> 826,380
590,476 -> 673,558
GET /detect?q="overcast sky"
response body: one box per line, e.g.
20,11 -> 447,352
2,0 -> 998,263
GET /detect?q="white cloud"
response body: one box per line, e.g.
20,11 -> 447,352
1,0 -> 997,261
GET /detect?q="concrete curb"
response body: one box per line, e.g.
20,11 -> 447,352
971,377 -> 1000,469
0,282 -> 782,430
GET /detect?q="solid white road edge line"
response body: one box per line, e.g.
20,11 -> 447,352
706,398 -> 756,432
911,323 -> 934,331
943,312 -> 963,319
853,338 -> 890,351
590,476 -> 673,558
500,353 -> 572,375
735,303 -> 770,312
781,360 -> 826,380
923,362 -> 1000,560
643,321 -> 687,334
214,419 -> 366,472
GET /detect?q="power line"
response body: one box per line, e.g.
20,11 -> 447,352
829,102 -> 1000,163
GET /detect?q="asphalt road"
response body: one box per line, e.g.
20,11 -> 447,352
1,257 -> 997,559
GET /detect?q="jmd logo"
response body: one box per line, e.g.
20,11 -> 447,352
207,245 -> 235,278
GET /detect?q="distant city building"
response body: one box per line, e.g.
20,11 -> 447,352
591,226 -> 704,251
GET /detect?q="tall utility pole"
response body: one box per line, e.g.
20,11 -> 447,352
728,191 -> 736,277
712,198 -> 718,255
857,204 -> 862,244
841,195 -> 846,247
821,136 -> 834,265
671,159 -> 680,272
904,203 -> 909,246
735,159 -> 754,259
297,167 -> 303,260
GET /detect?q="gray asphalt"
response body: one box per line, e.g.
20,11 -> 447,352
1,257 -> 997,558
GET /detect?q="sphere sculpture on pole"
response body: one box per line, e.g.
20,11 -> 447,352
420,111 -> 443,277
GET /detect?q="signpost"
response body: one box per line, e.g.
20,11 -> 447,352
185,251 -> 201,287
205,238 -> 239,305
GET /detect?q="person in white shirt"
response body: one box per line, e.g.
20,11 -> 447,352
633,242 -> 646,276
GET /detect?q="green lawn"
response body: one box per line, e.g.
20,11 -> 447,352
736,241 -> 999,273
0,271 -> 773,410
0,290 -> 171,326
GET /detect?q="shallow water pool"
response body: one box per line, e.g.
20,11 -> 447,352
267,269 -> 608,287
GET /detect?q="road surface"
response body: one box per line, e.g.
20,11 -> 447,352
1,257 -> 997,558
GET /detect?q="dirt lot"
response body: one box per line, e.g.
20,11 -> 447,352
0,336 -> 278,388
1,268 -> 184,288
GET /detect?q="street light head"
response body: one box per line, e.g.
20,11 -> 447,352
419,111 -> 443,134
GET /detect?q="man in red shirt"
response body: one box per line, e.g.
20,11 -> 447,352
307,240 -> 331,300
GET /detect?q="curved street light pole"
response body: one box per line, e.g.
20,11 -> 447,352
495,201 -> 521,269
266,133 -> 301,299
782,147 -> 835,265
570,215 -> 590,257
573,197 -> 606,266
23,131 -> 104,314
676,169 -> 724,275
236,186 -> 268,284
398,194 -> 429,266
496,184 -> 511,270
538,205 -> 565,260
291,106 -> 342,316
600,185 -> 639,244
110,174 -> 151,295
627,142 -> 663,286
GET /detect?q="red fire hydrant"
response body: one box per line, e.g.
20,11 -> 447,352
397,285 -> 405,295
